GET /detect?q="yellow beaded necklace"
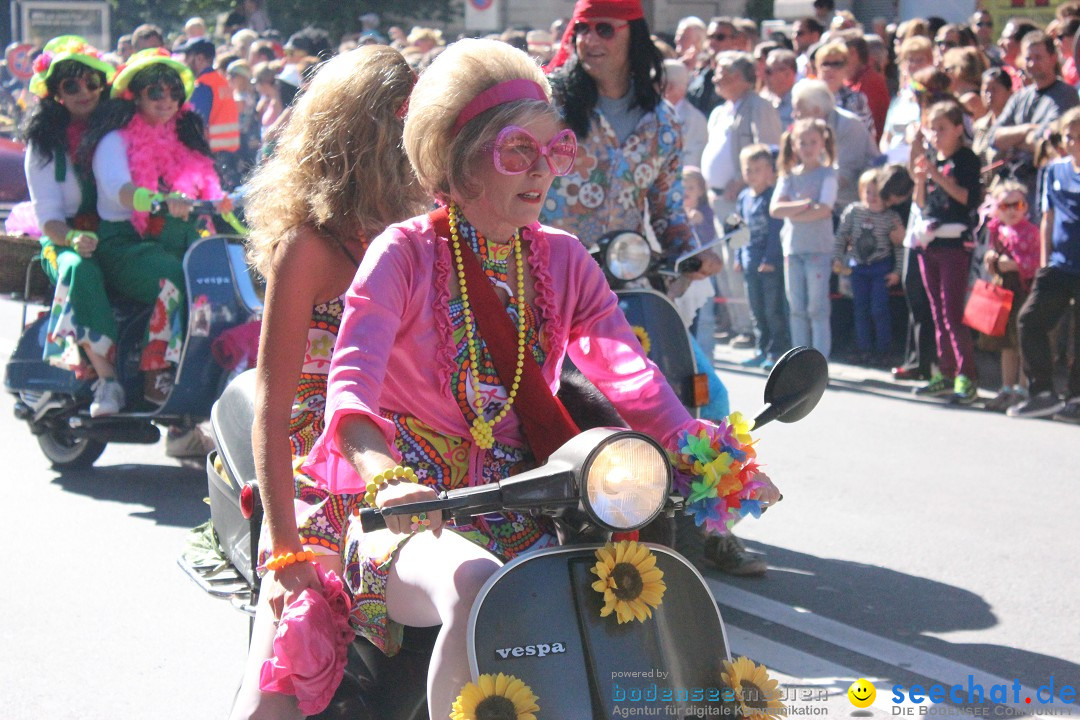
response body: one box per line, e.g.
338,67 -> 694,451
448,204 -> 527,449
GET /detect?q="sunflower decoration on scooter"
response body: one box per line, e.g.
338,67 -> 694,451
451,672 -> 539,720
590,539 -> 666,624
722,656 -> 786,719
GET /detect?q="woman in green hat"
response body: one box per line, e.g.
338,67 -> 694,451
24,35 -> 124,417
79,47 -> 224,405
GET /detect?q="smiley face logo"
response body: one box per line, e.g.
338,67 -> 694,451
847,679 -> 876,708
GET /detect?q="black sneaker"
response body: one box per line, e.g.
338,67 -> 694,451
1052,398 -> 1080,425
703,534 -> 767,577
914,373 -> 953,398
1006,391 -> 1065,418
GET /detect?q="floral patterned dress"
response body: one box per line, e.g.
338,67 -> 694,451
256,296 -> 364,564
342,224 -> 559,656
540,101 -> 693,256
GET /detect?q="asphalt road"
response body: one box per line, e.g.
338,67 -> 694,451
1,296 -> 1077,719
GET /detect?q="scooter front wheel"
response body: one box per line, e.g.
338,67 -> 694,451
37,429 -> 106,470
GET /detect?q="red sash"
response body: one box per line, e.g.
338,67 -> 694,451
429,207 -> 578,463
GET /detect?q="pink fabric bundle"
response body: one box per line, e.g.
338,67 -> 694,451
5,201 -> 42,237
258,565 -> 353,715
211,319 -> 262,370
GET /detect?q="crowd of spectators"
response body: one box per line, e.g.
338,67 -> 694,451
9,0 -> 1078,420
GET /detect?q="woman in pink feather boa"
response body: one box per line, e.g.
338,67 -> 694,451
78,48 -> 225,404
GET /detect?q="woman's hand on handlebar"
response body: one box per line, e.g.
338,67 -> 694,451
165,193 -> 194,220
686,248 -> 723,280
756,476 -> 782,507
265,556 -> 324,620
71,233 -> 98,258
376,480 -> 444,536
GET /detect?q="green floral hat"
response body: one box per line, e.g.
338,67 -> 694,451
110,47 -> 195,101
29,35 -> 116,98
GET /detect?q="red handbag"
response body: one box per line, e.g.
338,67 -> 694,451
962,278 -> 1014,337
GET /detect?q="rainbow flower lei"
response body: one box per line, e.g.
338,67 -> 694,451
668,413 -> 770,535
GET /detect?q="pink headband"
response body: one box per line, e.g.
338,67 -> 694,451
451,78 -> 548,136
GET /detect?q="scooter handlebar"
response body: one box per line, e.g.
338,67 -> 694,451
357,507 -> 386,533
148,197 -> 221,216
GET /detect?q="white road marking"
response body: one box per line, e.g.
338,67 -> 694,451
711,579 -> 1076,713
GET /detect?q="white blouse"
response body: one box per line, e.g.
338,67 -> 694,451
24,142 -> 81,229
91,130 -> 134,222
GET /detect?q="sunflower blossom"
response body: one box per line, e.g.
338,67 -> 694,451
450,672 -> 539,720
591,541 -> 666,624
721,656 -> 785,720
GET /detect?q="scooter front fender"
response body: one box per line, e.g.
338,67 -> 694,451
468,544 -> 731,719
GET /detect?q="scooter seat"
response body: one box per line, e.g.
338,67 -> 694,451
110,298 -> 151,326
312,626 -> 438,720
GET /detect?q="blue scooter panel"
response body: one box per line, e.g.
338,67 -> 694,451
3,314 -> 87,397
616,290 -> 698,410
469,544 -> 731,719
162,236 -> 255,416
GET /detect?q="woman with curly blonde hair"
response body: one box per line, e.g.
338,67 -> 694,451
229,44 -> 425,720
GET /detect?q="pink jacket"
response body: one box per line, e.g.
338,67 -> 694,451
302,213 -> 694,494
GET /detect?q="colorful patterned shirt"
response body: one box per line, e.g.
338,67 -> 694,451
541,100 -> 693,257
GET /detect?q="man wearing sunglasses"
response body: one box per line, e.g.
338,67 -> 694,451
969,11 -> 1002,66
792,18 -> 824,80
547,1 -> 768,576
546,0 -> 706,265
686,17 -> 739,117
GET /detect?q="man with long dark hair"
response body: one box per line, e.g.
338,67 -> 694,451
544,0 -> 701,260
544,0 -> 766,576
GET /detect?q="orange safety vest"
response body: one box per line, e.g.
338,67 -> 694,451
197,71 -> 240,153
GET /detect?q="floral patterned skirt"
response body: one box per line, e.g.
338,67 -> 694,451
341,412 -> 559,656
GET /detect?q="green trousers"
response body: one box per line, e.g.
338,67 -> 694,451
95,217 -> 198,370
40,241 -> 118,370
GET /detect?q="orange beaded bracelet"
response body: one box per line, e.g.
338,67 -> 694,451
265,549 -> 316,572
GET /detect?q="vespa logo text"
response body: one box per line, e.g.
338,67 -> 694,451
495,642 -> 567,660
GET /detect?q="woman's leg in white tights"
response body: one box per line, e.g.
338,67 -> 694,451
385,530 -> 502,720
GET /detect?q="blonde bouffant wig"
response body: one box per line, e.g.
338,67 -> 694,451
245,45 -> 425,276
404,38 -> 561,203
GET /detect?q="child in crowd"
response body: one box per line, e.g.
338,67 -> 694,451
681,167 -> 721,361
769,118 -> 838,359
1009,108 -> 1080,421
683,166 -> 717,246
980,180 -> 1041,411
679,166 -> 731,422
736,145 -> 789,368
912,100 -> 983,404
833,168 -> 906,365
880,164 -> 939,381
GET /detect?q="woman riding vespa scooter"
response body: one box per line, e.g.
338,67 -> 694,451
23,36 -> 120,416
237,40 -> 779,719
79,48 -> 224,406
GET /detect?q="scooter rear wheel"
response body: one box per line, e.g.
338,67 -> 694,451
37,430 -> 106,470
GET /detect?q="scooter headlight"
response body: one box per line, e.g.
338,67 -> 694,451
604,232 -> 651,281
582,433 -> 670,531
